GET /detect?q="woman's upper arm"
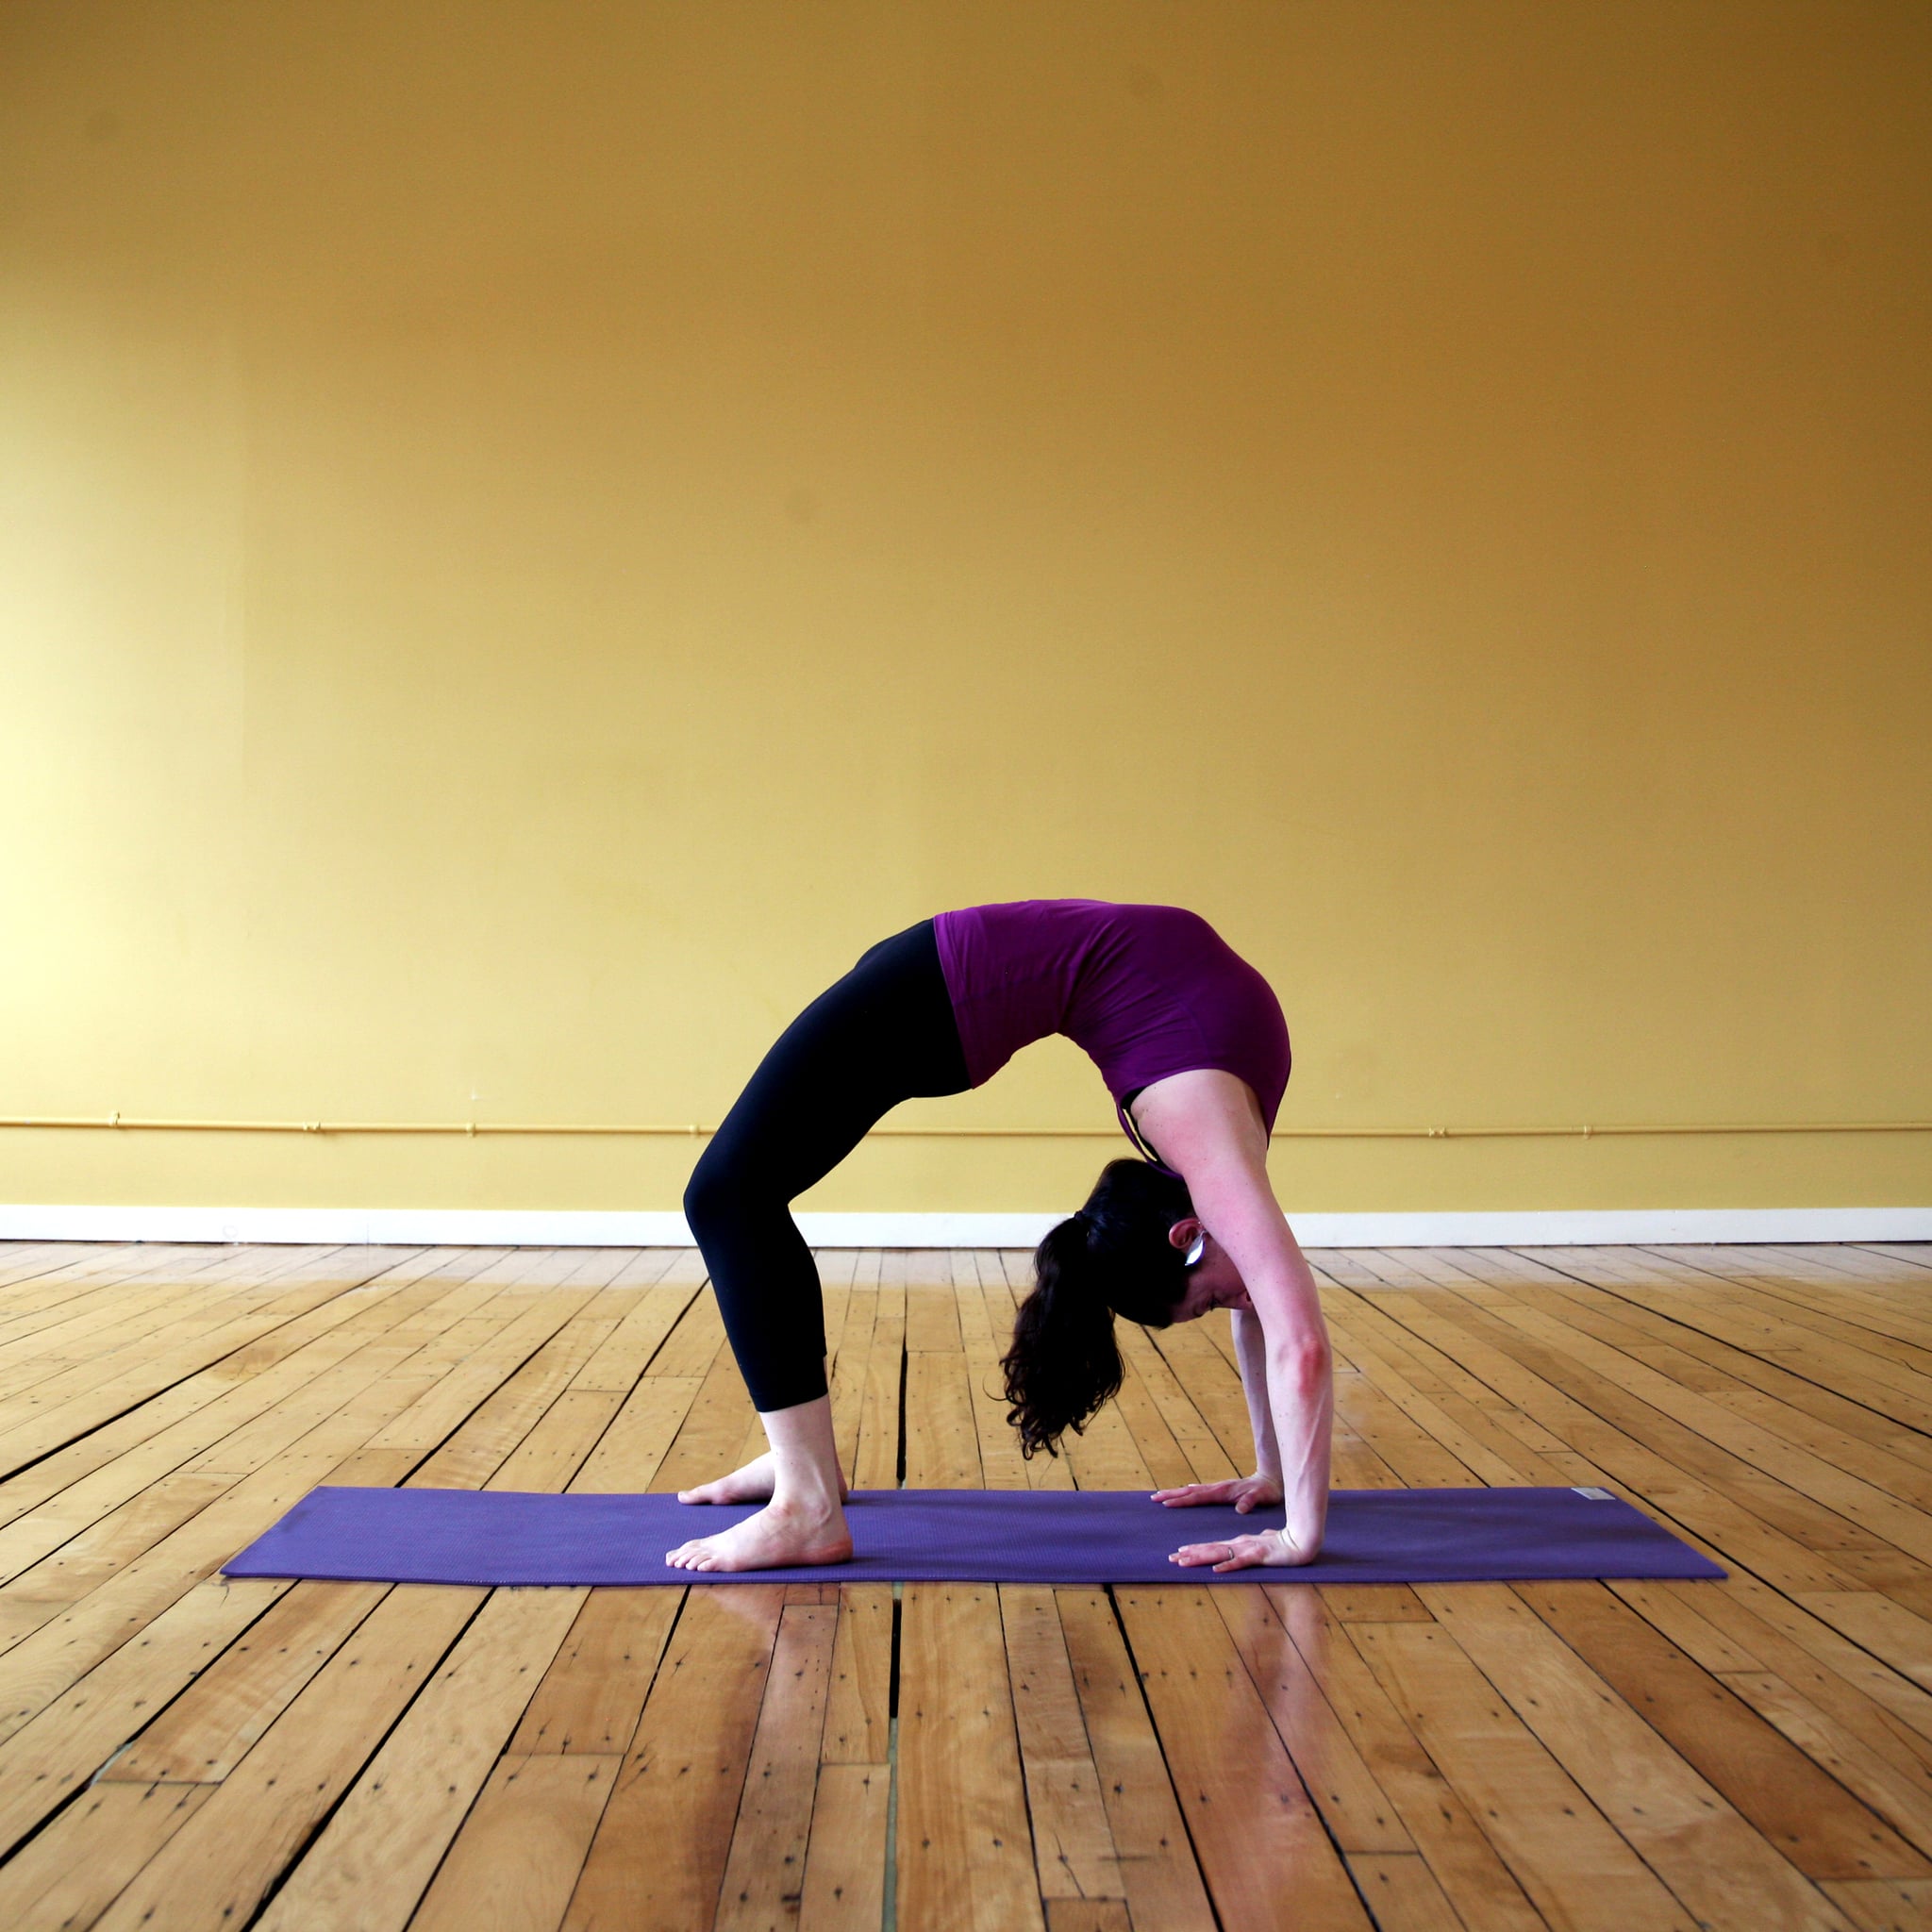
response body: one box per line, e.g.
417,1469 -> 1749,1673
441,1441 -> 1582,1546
1134,1073 -> 1323,1341
1191,1160 -> 1324,1343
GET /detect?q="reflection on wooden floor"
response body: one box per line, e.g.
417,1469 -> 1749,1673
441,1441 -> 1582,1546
0,1241 -> 1930,1927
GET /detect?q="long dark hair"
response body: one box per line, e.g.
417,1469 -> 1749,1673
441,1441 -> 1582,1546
1001,1159 -> 1193,1458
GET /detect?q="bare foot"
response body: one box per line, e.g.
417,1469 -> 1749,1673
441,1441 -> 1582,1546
677,1453 -> 850,1507
677,1453 -> 776,1506
664,1500 -> 853,1574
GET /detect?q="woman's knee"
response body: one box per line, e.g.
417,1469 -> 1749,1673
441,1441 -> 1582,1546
682,1148 -> 738,1242
683,1140 -> 778,1246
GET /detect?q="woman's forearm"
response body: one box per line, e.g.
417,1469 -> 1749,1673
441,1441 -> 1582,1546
1266,1333 -> 1333,1555
1254,1231 -> 1334,1556
1230,1308 -> 1283,1481
1230,1299 -> 1331,1554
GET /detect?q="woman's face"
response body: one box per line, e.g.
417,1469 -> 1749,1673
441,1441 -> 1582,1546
1167,1223 -> 1253,1323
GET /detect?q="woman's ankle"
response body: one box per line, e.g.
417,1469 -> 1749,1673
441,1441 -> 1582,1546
770,1486 -> 845,1521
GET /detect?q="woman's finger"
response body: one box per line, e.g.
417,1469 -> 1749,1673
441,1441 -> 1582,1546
1212,1537 -> 1270,1573
1168,1541 -> 1231,1567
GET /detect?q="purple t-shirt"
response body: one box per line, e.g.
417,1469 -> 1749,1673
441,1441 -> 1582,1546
931,901 -> 1291,1147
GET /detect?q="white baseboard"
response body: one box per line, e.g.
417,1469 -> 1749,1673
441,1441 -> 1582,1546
1285,1208 -> 1932,1247
0,1204 -> 1927,1249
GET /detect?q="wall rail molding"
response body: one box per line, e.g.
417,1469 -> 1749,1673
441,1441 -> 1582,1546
3,1115 -> 1927,1141
0,1205 -> 1926,1249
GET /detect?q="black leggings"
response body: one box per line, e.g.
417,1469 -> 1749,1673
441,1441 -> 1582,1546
682,921 -> 970,1413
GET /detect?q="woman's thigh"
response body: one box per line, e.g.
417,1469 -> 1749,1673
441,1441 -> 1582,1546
698,922 -> 967,1207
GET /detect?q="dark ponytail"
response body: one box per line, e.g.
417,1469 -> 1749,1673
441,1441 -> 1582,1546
1001,1159 -> 1194,1458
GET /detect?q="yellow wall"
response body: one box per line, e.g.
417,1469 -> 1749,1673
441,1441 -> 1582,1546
3,1 -> 1928,1216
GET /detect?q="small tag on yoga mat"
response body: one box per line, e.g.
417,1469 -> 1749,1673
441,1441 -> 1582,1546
224,1485 -> 1723,1588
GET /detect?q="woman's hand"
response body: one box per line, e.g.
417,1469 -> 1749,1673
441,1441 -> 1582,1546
1151,1474 -> 1283,1514
1168,1526 -> 1319,1573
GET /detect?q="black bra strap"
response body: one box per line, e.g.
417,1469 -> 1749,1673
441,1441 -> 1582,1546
1117,1094 -> 1171,1170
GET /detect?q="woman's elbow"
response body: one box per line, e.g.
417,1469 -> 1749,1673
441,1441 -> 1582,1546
1270,1335 -> 1331,1397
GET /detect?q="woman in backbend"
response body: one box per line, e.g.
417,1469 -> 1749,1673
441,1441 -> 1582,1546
667,899 -> 1332,1574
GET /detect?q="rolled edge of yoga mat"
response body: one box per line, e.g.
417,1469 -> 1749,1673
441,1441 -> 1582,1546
223,1484 -> 1724,1588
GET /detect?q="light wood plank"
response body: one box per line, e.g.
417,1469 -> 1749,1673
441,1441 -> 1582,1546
511,1587 -> 682,1755
570,1273 -> 707,1391
570,1375 -> 702,1492
0,1251 -> 400,1480
827,1286 -> 876,1481
0,1778 -> 209,1927
1422,1582 -> 1853,1929
1002,1585 -> 1124,1900
905,1256 -> 963,1355
1044,1904 -> 1134,1932
1520,1577 -> 1929,1880
1116,1328 -> 1239,1484
254,1584 -> 586,1931
1822,1876 -> 1932,1932
368,1288 -> 605,1455
821,1582 -> 891,1764
797,1761 -> 889,1932
1115,1585 -> 1373,1931
1108,1354 -> 1200,1490
904,1350 -> 982,1490
102,1577 -> 388,1782
411,1312 -> 621,1490
1266,1583 -> 1548,1932
0,1251 -> 506,1553
898,1581 -> 1044,1932
649,1287 -> 731,1378
1057,1587 -> 1217,1932
655,1341 -> 759,1496
1213,1584 -> 1413,1853
715,1602 -> 838,1931
563,1585 -> 784,1931
408,1753 -> 621,1932
1345,1852 -> 1468,1932
852,1273 -> 905,1491
491,1389 -> 627,1492
93,1585 -> 487,1931
1353,1618 -> 1702,1932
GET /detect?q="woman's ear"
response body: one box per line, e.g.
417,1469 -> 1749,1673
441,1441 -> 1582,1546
1167,1217 -> 1204,1251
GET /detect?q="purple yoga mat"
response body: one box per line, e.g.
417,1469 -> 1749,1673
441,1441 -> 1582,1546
224,1485 -> 1722,1587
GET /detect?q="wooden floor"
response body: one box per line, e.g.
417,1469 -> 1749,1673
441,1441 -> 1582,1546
2,1247 -> 1932,1928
